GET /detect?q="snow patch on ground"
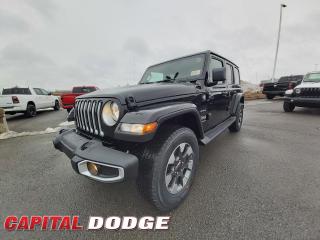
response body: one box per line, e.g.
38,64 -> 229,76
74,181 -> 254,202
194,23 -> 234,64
59,121 -> 75,126
0,127 -> 61,140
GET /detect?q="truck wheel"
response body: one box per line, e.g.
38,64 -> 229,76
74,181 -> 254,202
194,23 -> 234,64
53,100 -> 60,111
283,102 -> 295,112
266,94 -> 275,100
25,103 -> 37,117
137,125 -> 199,212
229,103 -> 244,132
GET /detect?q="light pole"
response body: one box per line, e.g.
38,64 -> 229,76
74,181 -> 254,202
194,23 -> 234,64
271,4 -> 287,83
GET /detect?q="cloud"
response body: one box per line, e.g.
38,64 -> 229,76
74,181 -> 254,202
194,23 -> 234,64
25,0 -> 58,20
0,0 -> 320,90
0,10 -> 30,35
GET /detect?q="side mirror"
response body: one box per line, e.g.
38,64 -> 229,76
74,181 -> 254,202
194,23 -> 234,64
205,67 -> 226,87
212,67 -> 226,82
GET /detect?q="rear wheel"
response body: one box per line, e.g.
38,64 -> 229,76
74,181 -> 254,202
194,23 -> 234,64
53,100 -> 60,111
25,103 -> 36,117
137,125 -> 199,212
266,94 -> 275,100
283,102 -> 295,112
229,103 -> 244,132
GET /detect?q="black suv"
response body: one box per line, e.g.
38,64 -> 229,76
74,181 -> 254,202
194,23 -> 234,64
53,50 -> 244,211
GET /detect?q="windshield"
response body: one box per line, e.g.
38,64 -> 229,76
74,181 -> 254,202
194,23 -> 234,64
304,73 -> 320,82
2,88 -> 31,95
73,87 -> 97,93
140,54 -> 205,84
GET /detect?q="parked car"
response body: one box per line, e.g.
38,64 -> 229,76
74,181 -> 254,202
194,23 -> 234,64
0,87 -> 60,117
283,71 -> 320,112
61,86 -> 99,112
53,50 -> 244,212
261,75 -> 303,99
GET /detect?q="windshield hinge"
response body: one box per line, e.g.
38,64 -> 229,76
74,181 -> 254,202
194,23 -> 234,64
126,96 -> 137,110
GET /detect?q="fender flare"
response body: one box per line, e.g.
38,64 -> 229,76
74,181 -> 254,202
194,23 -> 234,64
114,103 -> 204,142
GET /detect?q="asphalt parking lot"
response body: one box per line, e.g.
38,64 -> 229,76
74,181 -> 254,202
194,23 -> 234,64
1,100 -> 320,239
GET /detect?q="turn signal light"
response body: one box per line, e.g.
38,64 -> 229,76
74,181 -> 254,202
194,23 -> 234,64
119,122 -> 158,135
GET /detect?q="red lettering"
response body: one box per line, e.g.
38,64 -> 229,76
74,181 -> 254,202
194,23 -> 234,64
71,216 -> 83,230
30,216 -> 42,230
59,216 -> 71,230
41,216 -> 49,230
50,216 -> 62,230
17,216 -> 29,230
4,216 -> 18,231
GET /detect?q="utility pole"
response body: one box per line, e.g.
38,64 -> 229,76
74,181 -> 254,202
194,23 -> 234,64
271,4 -> 287,83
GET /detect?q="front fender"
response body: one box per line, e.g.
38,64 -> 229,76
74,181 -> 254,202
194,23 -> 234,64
114,102 -> 204,142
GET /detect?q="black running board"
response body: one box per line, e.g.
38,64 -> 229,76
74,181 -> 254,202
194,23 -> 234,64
200,116 -> 236,145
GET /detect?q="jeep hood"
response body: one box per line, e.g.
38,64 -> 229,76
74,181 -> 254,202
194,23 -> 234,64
295,82 -> 320,89
78,83 -> 198,104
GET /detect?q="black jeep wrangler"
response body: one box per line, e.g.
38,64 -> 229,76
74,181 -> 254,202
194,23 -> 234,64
53,50 -> 244,211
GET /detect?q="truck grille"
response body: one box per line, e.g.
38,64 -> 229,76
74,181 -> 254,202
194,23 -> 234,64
75,99 -> 104,137
300,88 -> 320,98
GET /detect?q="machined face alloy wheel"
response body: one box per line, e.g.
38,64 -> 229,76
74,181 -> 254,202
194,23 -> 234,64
165,143 -> 194,194
238,105 -> 244,125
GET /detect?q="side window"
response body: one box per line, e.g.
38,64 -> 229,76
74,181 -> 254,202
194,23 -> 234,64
34,88 -> 43,95
226,64 -> 234,84
41,89 -> 49,95
210,58 -> 223,69
234,68 -> 240,85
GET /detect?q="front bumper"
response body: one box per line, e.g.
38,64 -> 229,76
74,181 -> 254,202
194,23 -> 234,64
284,96 -> 320,107
53,129 -> 139,183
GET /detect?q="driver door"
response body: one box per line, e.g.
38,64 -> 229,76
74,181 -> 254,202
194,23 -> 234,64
205,57 -> 230,130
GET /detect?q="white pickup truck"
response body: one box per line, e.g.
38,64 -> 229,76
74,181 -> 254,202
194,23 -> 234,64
0,87 -> 60,117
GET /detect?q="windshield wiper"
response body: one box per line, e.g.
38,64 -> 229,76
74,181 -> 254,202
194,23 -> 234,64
140,72 -> 179,84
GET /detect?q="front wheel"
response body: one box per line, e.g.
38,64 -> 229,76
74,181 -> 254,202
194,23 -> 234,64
137,125 -> 199,212
283,101 -> 295,112
266,94 -> 275,100
53,100 -> 60,111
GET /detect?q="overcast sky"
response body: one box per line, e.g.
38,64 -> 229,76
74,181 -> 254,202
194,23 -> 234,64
0,0 -> 319,90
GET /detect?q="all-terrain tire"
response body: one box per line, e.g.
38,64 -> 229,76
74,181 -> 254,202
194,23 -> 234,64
283,101 -> 295,112
24,103 -> 36,117
137,125 -> 199,212
229,103 -> 244,132
53,100 -> 60,111
266,94 -> 275,100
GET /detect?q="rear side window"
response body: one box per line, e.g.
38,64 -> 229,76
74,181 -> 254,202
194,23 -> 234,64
73,87 -> 97,93
234,68 -> 240,84
278,77 -> 289,83
226,64 -> 234,84
2,88 -> 31,95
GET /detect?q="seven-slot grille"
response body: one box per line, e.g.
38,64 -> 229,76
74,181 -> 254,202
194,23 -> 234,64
300,88 -> 320,98
75,99 -> 104,137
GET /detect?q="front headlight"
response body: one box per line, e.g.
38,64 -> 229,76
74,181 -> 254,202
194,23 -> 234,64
295,88 -> 301,94
102,101 -> 120,126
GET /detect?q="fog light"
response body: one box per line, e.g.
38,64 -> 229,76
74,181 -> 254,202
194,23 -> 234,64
87,162 -> 99,176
